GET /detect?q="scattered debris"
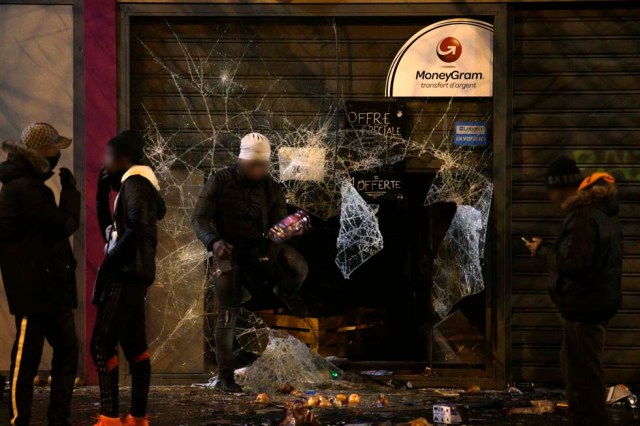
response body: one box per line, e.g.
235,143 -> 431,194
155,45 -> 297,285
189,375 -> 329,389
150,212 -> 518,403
278,382 -> 295,394
279,401 -> 320,426
531,400 -> 556,412
255,393 -> 270,404
434,389 -> 460,399
361,370 -> 393,376
467,385 -> 481,394
347,393 -> 361,406
325,356 -> 349,367
509,400 -> 556,415
423,367 -> 439,377
307,395 -> 320,407
375,394 -> 389,407
513,381 -> 535,392
627,394 -> 638,409
318,396 -> 333,408
335,394 -> 348,405
397,418 -> 432,426
305,393 -> 352,409
14,383 -> 640,424
606,384 -> 637,407
506,386 -> 523,396
433,403 -> 468,424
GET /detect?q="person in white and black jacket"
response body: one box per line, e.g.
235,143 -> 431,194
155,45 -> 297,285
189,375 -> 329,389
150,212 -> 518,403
0,123 -> 80,426
91,130 -> 165,426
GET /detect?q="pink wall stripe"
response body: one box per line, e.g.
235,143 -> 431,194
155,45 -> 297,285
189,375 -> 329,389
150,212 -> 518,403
84,0 -> 117,385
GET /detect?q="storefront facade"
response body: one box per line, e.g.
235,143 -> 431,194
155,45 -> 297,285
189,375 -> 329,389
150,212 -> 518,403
1,0 -> 629,388
113,2 -> 511,389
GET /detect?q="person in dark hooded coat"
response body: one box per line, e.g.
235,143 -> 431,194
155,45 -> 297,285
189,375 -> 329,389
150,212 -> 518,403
524,156 -> 622,426
0,123 -> 80,426
90,130 -> 166,426
191,132 -> 309,393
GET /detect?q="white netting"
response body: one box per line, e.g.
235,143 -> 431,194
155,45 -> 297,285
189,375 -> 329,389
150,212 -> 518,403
235,330 -> 341,393
335,181 -> 384,279
425,150 -> 493,317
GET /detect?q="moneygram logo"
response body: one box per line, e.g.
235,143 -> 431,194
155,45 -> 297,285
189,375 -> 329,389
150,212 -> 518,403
436,37 -> 462,63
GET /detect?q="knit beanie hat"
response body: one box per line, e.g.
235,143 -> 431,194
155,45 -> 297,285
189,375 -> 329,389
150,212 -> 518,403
238,132 -> 271,162
546,156 -> 582,188
107,130 -> 146,164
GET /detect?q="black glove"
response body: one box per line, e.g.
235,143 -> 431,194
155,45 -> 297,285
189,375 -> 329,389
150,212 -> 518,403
59,168 -> 76,189
97,167 -> 111,195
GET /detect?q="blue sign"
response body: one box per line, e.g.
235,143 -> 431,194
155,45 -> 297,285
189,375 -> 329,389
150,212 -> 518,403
453,121 -> 488,146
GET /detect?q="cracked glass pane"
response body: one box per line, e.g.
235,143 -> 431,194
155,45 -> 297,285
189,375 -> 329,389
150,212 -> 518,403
425,150 -> 492,318
136,22 -> 493,372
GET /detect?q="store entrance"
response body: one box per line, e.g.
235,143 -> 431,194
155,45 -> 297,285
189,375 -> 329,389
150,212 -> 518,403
201,171 -> 489,371
127,12 -> 500,384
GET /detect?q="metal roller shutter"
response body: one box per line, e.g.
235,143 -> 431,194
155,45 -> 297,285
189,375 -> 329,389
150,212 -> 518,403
511,5 -> 640,384
129,17 -> 491,167
128,16 -> 494,373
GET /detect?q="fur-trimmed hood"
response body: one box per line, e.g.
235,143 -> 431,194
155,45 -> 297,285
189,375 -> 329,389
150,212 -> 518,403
117,164 -> 166,221
0,140 -> 51,183
121,165 -> 160,190
562,177 -> 619,217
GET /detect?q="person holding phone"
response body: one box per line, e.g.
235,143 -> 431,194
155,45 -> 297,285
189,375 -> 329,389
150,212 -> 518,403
191,132 -> 309,393
523,156 -> 622,426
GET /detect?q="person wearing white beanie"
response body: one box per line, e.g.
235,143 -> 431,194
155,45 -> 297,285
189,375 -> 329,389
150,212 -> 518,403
238,132 -> 271,163
234,132 -> 272,183
191,132 -> 309,393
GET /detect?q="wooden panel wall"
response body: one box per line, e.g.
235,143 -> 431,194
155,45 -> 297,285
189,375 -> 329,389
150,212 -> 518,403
511,6 -> 640,384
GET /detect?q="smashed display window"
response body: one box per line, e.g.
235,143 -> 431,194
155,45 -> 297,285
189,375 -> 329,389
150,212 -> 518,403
129,17 -> 494,381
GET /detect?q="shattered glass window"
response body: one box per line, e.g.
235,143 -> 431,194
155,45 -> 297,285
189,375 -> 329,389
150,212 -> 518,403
130,18 -> 494,376
425,151 -> 493,318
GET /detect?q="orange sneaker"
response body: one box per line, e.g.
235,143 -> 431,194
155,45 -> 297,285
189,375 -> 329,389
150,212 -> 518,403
93,415 -> 122,426
124,414 -> 150,426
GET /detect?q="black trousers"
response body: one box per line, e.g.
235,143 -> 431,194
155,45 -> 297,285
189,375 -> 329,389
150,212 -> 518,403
90,282 -> 150,418
213,243 -> 307,380
561,320 -> 608,426
8,311 -> 78,426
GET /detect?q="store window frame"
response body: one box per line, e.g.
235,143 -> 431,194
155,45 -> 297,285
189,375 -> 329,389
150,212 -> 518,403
117,1 -> 512,389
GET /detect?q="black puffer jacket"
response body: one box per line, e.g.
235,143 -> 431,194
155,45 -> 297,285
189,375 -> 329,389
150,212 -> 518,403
97,165 -> 166,285
0,141 -> 80,316
538,178 -> 622,323
191,166 -> 287,248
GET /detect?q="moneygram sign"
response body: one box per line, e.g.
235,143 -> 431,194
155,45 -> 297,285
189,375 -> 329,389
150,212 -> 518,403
386,19 -> 493,98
